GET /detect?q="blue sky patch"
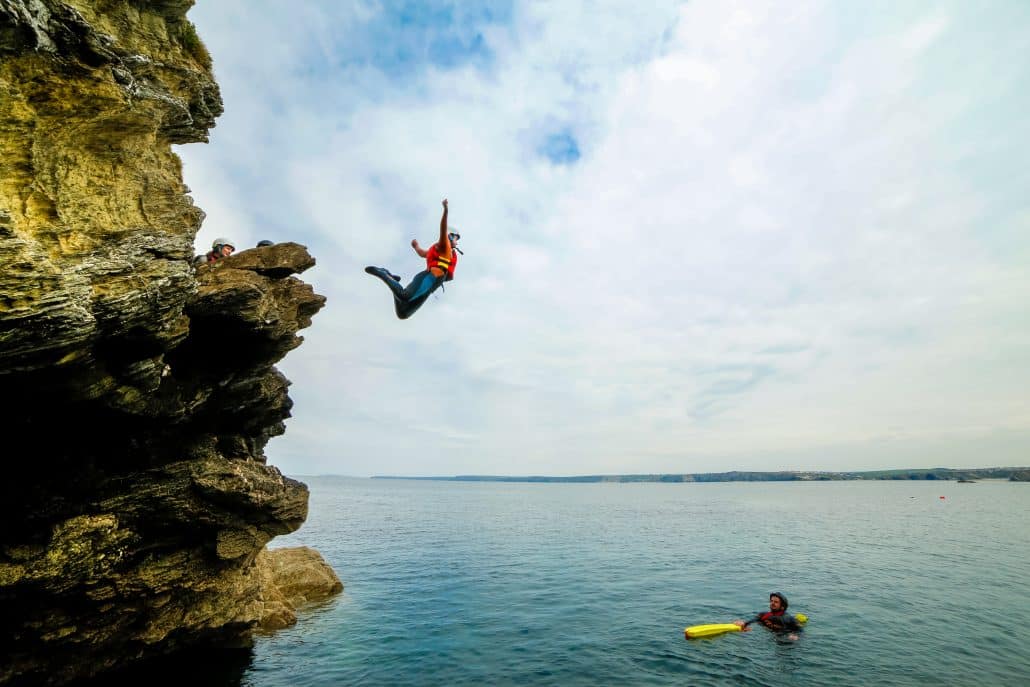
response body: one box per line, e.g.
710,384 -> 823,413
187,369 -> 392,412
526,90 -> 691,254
345,0 -> 512,79
539,131 -> 581,165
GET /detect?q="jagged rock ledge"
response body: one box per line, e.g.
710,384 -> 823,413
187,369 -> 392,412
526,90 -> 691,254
1,2 -> 340,685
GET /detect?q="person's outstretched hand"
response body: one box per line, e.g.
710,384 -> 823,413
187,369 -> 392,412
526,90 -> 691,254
411,239 -> 419,249
442,198 -> 448,209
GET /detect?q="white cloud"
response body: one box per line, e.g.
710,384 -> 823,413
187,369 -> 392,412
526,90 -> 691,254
180,1 -> 1030,476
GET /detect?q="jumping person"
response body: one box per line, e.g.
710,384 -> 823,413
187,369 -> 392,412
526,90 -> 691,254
365,199 -> 460,320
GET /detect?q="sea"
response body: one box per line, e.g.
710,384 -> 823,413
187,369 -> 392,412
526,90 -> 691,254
105,477 -> 1030,686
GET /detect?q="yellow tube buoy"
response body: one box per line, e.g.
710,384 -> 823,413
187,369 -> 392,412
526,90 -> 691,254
684,623 -> 742,639
684,614 -> 808,639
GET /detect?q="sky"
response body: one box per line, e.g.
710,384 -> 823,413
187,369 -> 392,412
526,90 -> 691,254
178,0 -> 1030,477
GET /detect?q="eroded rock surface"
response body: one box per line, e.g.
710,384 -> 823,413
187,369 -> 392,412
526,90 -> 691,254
253,547 -> 345,631
0,2 -> 339,684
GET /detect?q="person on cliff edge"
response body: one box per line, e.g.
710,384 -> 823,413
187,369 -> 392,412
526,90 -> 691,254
205,238 -> 235,263
365,198 -> 461,320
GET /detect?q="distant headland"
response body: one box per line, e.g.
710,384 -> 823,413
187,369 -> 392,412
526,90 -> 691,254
373,467 -> 1030,483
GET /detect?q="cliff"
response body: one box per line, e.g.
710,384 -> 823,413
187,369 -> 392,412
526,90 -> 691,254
0,2 -> 340,684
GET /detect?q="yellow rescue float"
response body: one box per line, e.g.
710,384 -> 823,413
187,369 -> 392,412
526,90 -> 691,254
685,613 -> 808,639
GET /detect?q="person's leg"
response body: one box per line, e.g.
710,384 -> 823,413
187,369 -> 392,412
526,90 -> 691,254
364,266 -> 404,296
394,270 -> 443,319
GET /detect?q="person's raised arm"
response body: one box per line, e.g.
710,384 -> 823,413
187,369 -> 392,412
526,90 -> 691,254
410,238 -> 428,258
437,198 -> 449,253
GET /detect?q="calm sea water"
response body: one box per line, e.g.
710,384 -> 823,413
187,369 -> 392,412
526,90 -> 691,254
109,478 -> 1030,686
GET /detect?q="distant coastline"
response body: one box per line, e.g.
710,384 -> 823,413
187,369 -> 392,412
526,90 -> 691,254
372,467 -> 1030,483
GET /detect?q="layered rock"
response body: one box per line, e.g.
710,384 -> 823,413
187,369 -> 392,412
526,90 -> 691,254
0,2 -> 340,684
252,546 -> 345,631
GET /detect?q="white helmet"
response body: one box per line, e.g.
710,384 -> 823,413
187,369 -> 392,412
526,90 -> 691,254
212,237 -> 235,250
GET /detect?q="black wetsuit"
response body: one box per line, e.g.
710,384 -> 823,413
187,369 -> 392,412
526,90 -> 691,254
365,267 -> 446,320
743,610 -> 803,632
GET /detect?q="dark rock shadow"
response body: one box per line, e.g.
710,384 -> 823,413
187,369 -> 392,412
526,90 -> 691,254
66,647 -> 255,687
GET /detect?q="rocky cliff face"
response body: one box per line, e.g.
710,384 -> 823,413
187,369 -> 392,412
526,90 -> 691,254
0,2 -> 340,684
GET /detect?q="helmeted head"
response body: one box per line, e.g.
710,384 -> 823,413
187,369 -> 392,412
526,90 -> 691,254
448,229 -> 463,255
212,238 -> 235,257
256,240 -> 274,247
769,592 -> 788,612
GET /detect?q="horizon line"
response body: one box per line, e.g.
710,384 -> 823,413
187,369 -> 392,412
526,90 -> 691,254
287,465 -> 1030,480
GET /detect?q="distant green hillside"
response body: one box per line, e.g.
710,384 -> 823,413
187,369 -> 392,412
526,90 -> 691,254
373,467 -> 1030,483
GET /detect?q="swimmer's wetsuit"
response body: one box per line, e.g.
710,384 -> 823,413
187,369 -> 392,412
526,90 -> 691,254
742,610 -> 803,632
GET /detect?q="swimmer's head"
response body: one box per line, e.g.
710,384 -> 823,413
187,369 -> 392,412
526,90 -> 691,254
769,592 -> 788,611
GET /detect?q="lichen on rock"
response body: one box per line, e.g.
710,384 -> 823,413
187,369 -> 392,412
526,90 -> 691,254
0,2 -> 340,685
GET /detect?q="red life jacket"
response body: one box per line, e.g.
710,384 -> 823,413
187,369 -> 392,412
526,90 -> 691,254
426,243 -> 457,280
758,610 -> 785,628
